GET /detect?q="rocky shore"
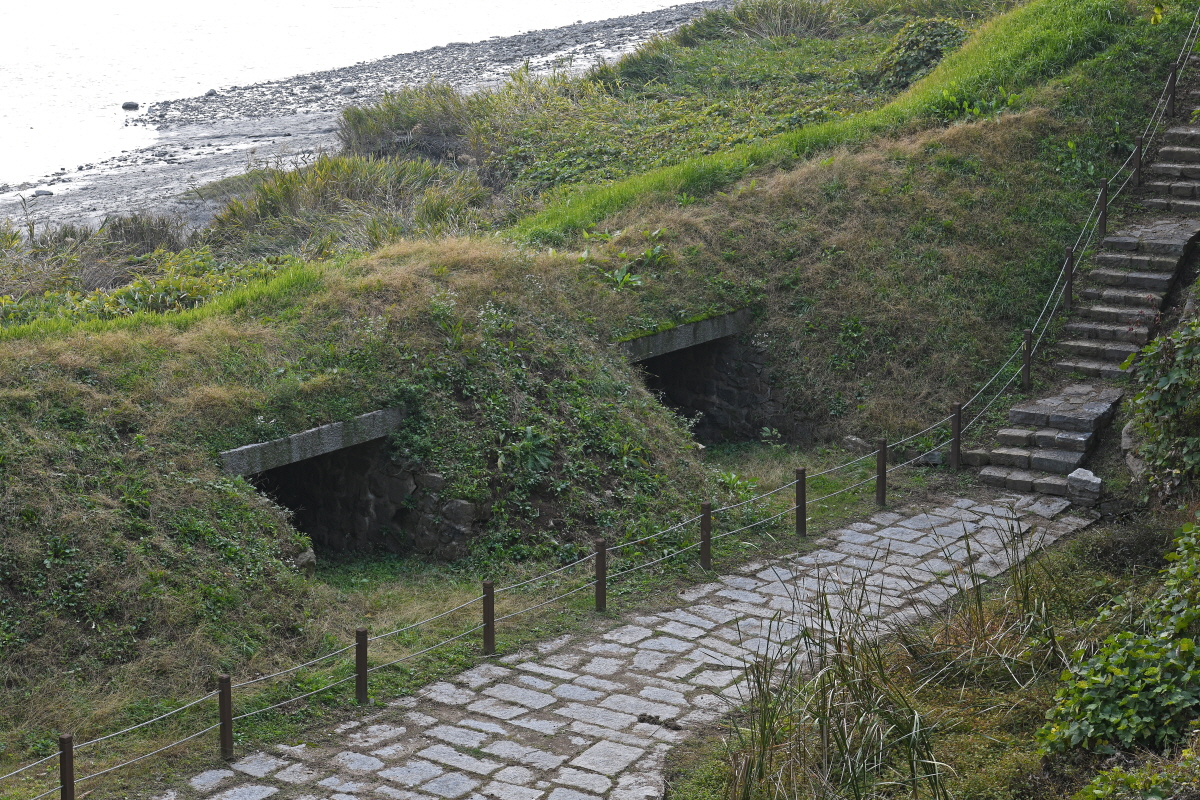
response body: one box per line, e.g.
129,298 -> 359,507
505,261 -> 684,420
0,0 -> 729,232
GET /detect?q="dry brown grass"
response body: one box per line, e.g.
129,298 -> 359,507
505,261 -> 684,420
590,109 -> 1074,441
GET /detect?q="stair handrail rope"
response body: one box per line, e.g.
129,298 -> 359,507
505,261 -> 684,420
232,647 -> 355,689
495,552 -> 597,593
603,513 -> 703,555
72,725 -> 221,788
0,753 -> 60,784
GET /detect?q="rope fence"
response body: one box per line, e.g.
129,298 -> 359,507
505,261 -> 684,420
5,18 -> 1196,800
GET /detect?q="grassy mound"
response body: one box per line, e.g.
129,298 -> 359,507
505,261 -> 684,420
0,0 -> 1189,786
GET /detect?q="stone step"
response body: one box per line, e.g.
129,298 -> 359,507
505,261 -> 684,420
1158,145 -> 1200,163
986,446 -> 1087,474
979,465 -> 1070,496
1165,126 -> 1200,147
1143,197 -> 1200,214
1008,384 -> 1122,432
1101,234 -> 1189,257
1093,251 -> 1180,273
994,426 -> 1094,452
1145,162 -> 1200,179
1078,286 -> 1164,308
1077,304 -> 1158,325
1088,267 -> 1174,291
1064,320 -> 1151,344
1144,178 -> 1200,198
1053,358 -> 1131,379
1059,338 -> 1141,362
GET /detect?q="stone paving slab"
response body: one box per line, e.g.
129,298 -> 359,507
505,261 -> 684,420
154,492 -> 1096,800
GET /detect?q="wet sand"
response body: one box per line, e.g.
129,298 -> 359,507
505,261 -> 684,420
0,1 -> 728,231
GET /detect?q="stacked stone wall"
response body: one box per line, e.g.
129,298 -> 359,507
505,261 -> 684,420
640,335 -> 791,442
252,439 -> 487,560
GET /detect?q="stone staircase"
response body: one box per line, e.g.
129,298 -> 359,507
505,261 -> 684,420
967,384 -> 1122,502
1052,219 -> 1198,378
962,115 -> 1200,505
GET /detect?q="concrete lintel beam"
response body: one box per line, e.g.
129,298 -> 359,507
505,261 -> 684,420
624,309 -> 752,362
220,407 -> 406,476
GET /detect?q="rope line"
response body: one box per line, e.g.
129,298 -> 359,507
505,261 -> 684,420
75,691 -> 219,750
76,725 -> 220,785
369,595 -> 484,642
368,625 -> 486,673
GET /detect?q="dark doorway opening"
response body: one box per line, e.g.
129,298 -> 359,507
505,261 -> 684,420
250,438 -> 414,554
640,335 -> 786,442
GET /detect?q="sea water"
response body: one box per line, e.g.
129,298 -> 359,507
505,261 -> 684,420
0,0 -> 683,186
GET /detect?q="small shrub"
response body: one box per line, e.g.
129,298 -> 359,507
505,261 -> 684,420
1039,523 -> 1200,754
1125,318 -> 1200,497
872,18 -> 969,90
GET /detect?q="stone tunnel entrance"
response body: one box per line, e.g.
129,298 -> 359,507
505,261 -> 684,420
221,409 -> 482,560
627,310 -> 789,443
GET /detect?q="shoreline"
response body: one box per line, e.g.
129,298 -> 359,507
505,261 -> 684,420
0,0 -> 728,232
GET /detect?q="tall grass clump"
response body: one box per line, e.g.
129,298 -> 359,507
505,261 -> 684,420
727,578 -> 949,800
207,154 -> 491,254
0,212 -> 192,298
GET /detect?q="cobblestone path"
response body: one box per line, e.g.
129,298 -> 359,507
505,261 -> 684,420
163,491 -> 1095,800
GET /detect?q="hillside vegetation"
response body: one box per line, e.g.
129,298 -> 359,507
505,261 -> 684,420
0,0 -> 1195,795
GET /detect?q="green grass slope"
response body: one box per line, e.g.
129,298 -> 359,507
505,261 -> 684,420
0,0 -> 1190,784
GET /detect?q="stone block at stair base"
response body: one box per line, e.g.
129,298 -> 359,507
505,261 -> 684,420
1030,449 -> 1086,474
963,449 -> 990,467
979,466 -> 1010,487
1005,470 -> 1037,492
1067,468 -> 1102,506
1033,474 -> 1069,496
991,448 -> 1031,468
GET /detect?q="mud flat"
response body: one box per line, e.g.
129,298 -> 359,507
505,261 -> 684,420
0,0 -> 728,232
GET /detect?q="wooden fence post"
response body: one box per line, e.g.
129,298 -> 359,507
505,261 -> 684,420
1134,136 -> 1143,187
1169,61 -> 1179,117
875,439 -> 887,507
594,539 -> 607,613
950,404 -> 962,471
483,581 -> 495,655
700,502 -> 712,571
59,734 -> 74,800
218,674 -> 233,761
796,468 -> 806,537
355,628 -> 368,705
1022,329 -> 1033,391
1099,179 -> 1108,240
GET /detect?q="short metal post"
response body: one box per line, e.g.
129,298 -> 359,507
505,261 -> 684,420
355,628 -> 368,705
483,580 -> 495,655
1065,247 -> 1074,313
1099,179 -> 1108,240
875,439 -> 887,507
218,674 -> 233,761
1169,61 -> 1179,117
59,734 -> 74,800
795,468 -> 806,537
1134,136 -> 1143,187
700,502 -> 712,571
1022,329 -> 1033,391
950,403 -> 962,471
594,539 -> 607,612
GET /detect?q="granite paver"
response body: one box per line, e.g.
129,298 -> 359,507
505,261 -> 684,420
162,491 -> 1094,800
